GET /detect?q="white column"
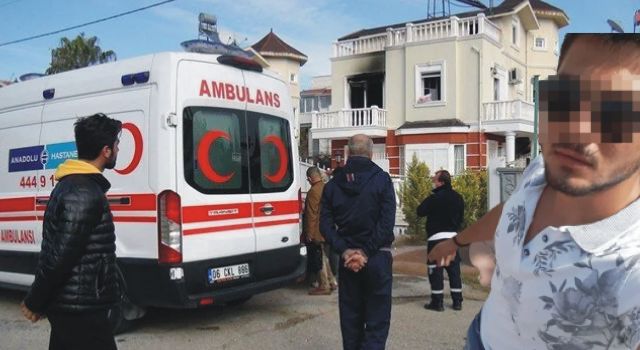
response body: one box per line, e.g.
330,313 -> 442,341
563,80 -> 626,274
505,131 -> 516,164
450,16 -> 460,37
406,23 -> 414,43
386,28 -> 393,46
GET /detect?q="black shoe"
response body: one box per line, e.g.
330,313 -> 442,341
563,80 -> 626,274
452,301 -> 462,311
424,301 -> 444,312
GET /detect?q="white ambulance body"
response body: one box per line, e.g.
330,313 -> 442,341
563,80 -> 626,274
0,52 -> 306,323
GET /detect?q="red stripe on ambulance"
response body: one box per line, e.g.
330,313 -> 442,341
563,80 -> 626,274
0,197 -> 34,212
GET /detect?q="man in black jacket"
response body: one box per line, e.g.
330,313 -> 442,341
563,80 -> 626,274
21,113 -> 122,350
320,134 -> 396,350
417,170 -> 464,312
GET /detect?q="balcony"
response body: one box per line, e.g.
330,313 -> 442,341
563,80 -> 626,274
481,99 -> 535,134
333,13 -> 501,58
310,106 -> 388,139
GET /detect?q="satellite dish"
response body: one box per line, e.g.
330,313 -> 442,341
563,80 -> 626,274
607,19 -> 624,33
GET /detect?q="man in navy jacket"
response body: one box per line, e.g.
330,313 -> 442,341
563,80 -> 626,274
320,134 -> 396,350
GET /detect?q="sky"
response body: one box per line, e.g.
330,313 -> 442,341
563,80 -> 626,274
1,0 -> 639,89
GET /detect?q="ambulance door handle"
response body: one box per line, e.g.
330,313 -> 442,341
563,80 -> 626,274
36,198 -> 49,206
108,197 -> 131,205
259,204 -> 274,215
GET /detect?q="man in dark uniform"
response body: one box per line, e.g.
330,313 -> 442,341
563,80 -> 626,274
320,134 -> 396,350
417,170 -> 465,312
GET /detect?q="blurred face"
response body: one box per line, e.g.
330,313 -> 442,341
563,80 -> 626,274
539,38 -> 640,196
104,139 -> 120,170
433,172 -> 443,188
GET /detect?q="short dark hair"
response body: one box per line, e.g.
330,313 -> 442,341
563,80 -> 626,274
74,113 -> 122,160
435,170 -> 451,186
558,33 -> 640,69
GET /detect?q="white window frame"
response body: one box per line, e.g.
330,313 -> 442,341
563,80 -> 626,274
511,17 -> 519,48
533,37 -> 546,51
451,144 -> 467,175
403,143 -> 464,175
414,61 -> 446,108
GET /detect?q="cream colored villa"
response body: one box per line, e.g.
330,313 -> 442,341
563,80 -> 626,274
310,0 -> 569,175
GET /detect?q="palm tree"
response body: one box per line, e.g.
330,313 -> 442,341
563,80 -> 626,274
46,33 -> 117,74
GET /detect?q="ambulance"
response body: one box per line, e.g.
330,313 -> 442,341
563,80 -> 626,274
0,51 -> 307,332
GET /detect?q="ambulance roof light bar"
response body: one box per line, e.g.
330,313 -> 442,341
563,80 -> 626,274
217,55 -> 263,73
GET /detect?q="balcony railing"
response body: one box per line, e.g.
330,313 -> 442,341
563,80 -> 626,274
482,99 -> 534,122
312,107 -> 387,129
334,13 -> 501,58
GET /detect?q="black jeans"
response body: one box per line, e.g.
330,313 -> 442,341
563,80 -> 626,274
339,250 -> 393,350
427,239 -> 463,302
47,309 -> 117,350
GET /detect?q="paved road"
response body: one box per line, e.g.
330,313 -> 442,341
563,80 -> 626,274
0,275 -> 484,350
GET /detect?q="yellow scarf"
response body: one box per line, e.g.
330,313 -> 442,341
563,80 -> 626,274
54,159 -> 101,180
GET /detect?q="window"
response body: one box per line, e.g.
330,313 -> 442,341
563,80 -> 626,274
534,37 -> 546,50
453,145 -> 465,175
415,62 -> 445,105
250,113 -> 293,192
493,77 -> 500,101
290,73 -> 297,83
183,107 -> 293,194
183,107 -> 247,194
421,72 -> 441,101
405,144 -> 465,176
405,144 -> 449,174
319,95 -> 331,110
511,19 -> 519,46
303,97 -> 314,113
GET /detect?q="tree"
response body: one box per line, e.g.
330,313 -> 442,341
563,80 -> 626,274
46,33 -> 116,74
399,154 -> 432,240
452,169 -> 488,230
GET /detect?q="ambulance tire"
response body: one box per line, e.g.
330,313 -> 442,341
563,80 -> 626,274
225,295 -> 253,307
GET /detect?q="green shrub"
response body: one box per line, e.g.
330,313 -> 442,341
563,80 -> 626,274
452,169 -> 488,230
398,154 -> 432,240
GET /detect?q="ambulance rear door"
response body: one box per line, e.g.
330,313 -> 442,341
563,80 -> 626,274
176,59 -> 256,287
241,69 -> 301,265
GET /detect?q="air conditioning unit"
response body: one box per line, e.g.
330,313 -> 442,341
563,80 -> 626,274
509,68 -> 522,85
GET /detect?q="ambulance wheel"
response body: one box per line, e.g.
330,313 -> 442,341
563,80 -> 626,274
226,295 -> 252,307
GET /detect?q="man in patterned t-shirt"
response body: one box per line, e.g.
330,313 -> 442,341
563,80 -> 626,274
429,33 -> 640,349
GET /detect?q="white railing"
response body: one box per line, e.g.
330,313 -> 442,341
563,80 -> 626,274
482,100 -> 534,122
312,106 -> 387,129
333,13 -> 502,58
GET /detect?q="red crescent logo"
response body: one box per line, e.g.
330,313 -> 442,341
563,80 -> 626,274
262,135 -> 288,184
197,130 -> 235,183
114,123 -> 143,175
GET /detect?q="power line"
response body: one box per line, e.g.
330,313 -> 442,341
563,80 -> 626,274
0,0 -> 175,48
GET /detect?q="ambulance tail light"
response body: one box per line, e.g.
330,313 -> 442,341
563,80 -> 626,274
158,190 -> 182,264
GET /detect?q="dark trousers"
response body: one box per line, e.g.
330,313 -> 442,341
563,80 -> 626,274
339,250 -> 393,350
427,239 -> 463,303
324,243 -> 340,279
464,310 -> 485,350
47,309 -> 117,350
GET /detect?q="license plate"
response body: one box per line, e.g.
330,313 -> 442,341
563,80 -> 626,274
208,263 -> 250,284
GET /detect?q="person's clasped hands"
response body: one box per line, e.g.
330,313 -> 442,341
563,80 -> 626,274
20,301 -> 42,323
343,249 -> 368,272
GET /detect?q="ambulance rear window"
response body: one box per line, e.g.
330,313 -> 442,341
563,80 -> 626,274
183,107 -> 248,194
248,113 -> 293,193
